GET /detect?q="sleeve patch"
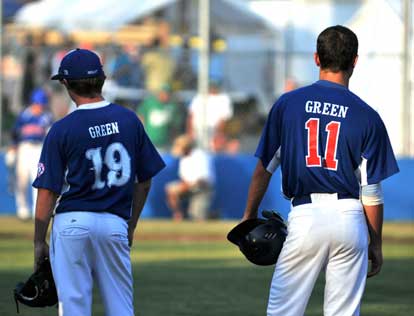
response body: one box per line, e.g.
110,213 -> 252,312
37,162 -> 45,178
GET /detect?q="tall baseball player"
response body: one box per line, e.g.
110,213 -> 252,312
241,25 -> 399,316
33,48 -> 165,316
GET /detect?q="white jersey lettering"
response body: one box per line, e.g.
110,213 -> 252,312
305,100 -> 348,118
88,122 -> 120,139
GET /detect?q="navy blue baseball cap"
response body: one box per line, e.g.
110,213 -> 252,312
51,48 -> 105,80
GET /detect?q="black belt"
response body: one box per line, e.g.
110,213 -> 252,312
292,193 -> 356,207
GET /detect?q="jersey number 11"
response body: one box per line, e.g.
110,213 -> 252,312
305,118 -> 341,170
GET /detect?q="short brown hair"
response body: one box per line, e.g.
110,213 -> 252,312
65,76 -> 105,98
317,25 -> 358,72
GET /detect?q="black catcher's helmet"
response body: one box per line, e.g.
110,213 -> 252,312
227,210 -> 288,266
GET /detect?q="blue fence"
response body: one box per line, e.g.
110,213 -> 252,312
0,153 -> 413,220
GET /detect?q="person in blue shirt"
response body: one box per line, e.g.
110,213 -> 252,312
33,48 -> 165,316
240,25 -> 399,316
11,87 -> 53,220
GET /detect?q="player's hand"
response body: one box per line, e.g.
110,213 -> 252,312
241,215 -> 254,222
241,210 -> 258,223
367,243 -> 383,278
34,241 -> 49,271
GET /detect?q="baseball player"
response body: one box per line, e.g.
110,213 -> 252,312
11,88 -> 53,220
241,25 -> 399,316
33,48 -> 165,316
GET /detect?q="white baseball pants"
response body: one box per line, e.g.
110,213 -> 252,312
267,195 -> 369,316
50,212 -> 134,316
15,142 -> 42,219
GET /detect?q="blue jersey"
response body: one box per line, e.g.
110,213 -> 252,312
256,80 -> 399,199
13,105 -> 53,144
33,101 -> 165,219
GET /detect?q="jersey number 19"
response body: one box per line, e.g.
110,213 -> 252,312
305,118 -> 341,170
86,142 -> 131,189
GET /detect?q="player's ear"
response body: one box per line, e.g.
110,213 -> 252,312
314,53 -> 321,67
353,55 -> 359,68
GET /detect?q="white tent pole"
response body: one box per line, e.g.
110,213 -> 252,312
402,0 -> 412,156
198,0 -> 210,150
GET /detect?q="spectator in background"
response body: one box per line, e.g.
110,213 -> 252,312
187,81 -> 233,152
166,135 -> 215,221
21,35 -> 37,105
10,88 -> 53,220
48,83 -> 72,120
136,85 -> 183,152
106,45 -> 133,87
51,40 -> 74,78
171,43 -> 197,90
284,77 -> 299,92
1,47 -> 22,114
126,44 -> 145,89
141,38 -> 175,94
107,44 -> 144,88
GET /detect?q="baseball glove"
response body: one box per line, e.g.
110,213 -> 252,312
13,257 -> 58,313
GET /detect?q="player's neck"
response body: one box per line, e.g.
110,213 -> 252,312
319,70 -> 352,88
72,95 -> 105,107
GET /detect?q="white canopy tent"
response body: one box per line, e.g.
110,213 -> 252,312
15,0 -> 275,35
348,0 -> 412,157
15,0 -> 175,32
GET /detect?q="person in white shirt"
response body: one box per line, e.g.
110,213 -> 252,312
166,135 -> 215,221
187,81 -> 233,151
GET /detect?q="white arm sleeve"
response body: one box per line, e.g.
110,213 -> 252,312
361,183 -> 384,206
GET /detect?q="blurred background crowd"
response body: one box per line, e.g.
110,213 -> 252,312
0,0 -> 413,220
1,0 -> 279,155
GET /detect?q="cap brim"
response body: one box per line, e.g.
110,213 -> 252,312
50,74 -> 63,80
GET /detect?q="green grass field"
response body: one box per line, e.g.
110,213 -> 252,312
0,217 -> 413,316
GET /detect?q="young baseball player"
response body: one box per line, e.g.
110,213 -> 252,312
11,88 -> 53,220
33,48 -> 165,316
241,26 -> 399,316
